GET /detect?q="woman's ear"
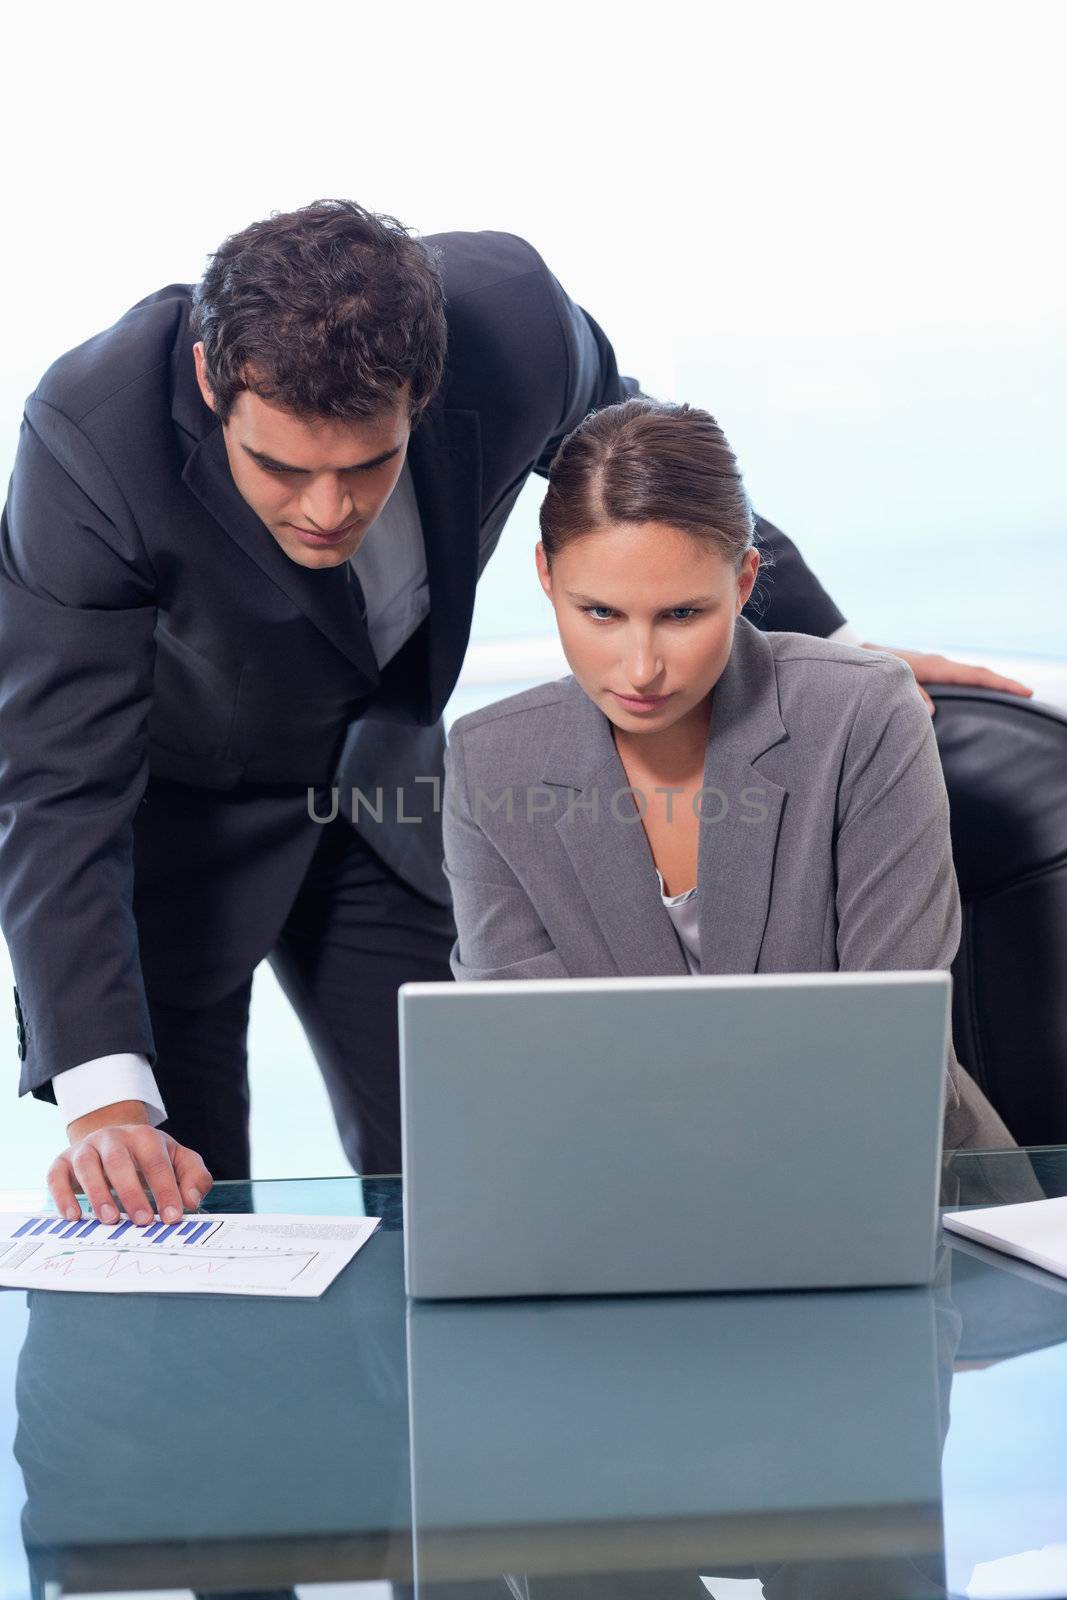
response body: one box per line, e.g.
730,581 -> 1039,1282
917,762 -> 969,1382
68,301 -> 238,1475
535,542 -> 553,600
736,548 -> 760,613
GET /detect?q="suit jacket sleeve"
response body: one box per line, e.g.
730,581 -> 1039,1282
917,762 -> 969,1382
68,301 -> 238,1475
832,655 -> 1014,1149
526,271 -> 846,638
442,729 -> 568,982
0,400 -> 159,1097
747,512 -> 846,637
834,657 -> 961,981
530,293 -> 631,480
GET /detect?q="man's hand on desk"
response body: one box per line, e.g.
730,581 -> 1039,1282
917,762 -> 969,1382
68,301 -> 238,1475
48,1101 -> 214,1226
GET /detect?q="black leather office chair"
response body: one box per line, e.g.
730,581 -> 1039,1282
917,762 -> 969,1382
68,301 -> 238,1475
930,685 -> 1067,1145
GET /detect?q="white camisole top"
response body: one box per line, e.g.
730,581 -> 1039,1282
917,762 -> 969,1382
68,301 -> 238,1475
655,869 -> 700,975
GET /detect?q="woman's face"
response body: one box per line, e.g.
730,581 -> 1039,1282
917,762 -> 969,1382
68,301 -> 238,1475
535,522 -> 759,735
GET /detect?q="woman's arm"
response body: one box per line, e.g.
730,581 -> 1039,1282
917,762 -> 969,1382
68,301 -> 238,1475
834,656 -> 959,974
442,728 -> 569,982
833,656 -> 1014,1149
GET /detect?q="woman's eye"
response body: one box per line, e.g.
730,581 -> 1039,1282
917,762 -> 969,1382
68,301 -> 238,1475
581,605 -> 702,623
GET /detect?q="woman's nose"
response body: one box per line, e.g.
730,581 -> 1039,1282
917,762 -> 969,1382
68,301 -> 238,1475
624,634 -> 665,689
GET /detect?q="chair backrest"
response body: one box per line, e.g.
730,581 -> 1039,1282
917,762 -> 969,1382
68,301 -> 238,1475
931,685 -> 1067,1145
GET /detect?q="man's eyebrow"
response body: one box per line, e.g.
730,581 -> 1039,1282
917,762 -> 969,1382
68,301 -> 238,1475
240,443 -> 403,474
566,590 -> 719,607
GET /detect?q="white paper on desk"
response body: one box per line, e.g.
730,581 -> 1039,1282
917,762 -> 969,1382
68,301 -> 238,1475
0,1212 -> 380,1298
943,1194 -> 1067,1282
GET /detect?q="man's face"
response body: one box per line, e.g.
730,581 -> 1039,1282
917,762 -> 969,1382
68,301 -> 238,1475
193,342 -> 411,570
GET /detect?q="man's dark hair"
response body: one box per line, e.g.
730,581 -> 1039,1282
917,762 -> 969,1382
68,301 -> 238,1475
191,199 -> 447,425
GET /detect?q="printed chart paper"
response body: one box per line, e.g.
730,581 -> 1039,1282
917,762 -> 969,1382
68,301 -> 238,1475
0,1211 -> 380,1298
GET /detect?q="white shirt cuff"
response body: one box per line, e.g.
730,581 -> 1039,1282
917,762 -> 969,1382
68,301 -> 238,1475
52,1054 -> 167,1130
828,621 -> 865,646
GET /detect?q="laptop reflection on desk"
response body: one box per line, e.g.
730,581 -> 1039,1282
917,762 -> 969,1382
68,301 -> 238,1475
406,1286 -> 948,1595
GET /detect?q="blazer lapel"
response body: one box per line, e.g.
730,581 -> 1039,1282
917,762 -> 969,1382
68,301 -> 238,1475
171,313 -> 481,716
695,619 -> 788,974
180,427 -> 381,688
406,399 -> 482,723
542,682 -> 690,977
540,618 -> 788,978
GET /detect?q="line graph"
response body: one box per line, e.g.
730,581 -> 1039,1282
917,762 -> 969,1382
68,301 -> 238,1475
38,1247 -> 317,1287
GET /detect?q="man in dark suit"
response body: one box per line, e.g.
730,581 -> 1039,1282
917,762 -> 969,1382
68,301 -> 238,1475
0,200 -> 1031,1222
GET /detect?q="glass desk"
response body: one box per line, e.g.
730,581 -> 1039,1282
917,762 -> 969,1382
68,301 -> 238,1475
1,1150 -> 1066,1600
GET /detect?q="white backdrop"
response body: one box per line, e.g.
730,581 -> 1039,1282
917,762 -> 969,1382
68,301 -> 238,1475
1,0 -> 1064,1178
1,12 -> 1067,1595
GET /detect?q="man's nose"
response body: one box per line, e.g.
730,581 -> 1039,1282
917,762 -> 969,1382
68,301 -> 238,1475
300,477 -> 355,533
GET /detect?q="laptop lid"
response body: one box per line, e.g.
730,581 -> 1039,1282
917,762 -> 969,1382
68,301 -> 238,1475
400,972 -> 948,1298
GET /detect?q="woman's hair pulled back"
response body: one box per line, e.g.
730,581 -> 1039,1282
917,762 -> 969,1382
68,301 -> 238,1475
539,399 -> 754,569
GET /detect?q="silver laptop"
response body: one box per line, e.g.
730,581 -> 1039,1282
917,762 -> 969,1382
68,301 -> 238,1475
399,972 -> 949,1299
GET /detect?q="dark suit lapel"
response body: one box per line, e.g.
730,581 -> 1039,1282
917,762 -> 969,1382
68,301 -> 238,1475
695,619 -> 788,973
406,400 -> 482,722
171,312 -> 482,715
179,422 -> 381,688
541,682 -> 690,977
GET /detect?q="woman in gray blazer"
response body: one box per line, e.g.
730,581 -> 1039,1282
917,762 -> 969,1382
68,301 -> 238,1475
442,399 -> 1012,1151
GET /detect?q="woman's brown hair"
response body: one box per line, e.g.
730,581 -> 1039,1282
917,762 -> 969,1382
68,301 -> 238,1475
539,399 -> 754,569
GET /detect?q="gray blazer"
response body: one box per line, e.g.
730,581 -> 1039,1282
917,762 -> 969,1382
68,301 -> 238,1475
442,617 -> 1014,1151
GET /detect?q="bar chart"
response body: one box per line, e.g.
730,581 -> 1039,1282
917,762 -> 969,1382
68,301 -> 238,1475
0,1211 -> 379,1298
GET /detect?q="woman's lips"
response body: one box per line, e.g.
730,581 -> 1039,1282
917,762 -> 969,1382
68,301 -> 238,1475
611,691 -> 673,712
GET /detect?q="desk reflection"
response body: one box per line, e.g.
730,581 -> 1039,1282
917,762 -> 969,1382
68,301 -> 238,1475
407,1268 -> 957,1599
14,1227 -> 411,1594
11,1190 -> 1067,1600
